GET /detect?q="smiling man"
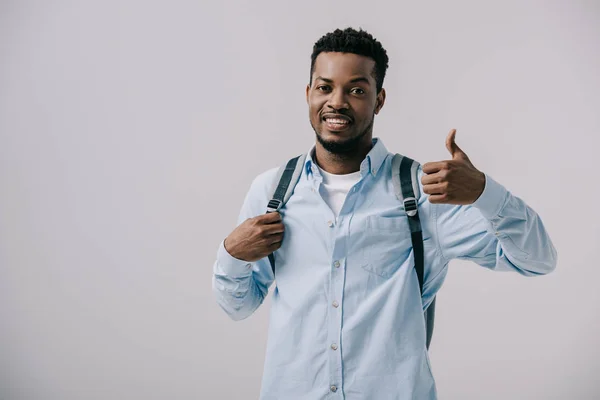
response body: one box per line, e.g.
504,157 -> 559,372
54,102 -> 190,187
212,28 -> 557,399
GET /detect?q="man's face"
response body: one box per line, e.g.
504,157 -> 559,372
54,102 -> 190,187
306,52 -> 385,155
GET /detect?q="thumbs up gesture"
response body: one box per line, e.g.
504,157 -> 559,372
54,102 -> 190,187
421,129 -> 486,205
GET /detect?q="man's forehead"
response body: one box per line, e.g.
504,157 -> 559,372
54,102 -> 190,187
313,52 -> 376,80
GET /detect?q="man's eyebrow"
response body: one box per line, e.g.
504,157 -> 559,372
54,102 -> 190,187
314,76 -> 371,84
349,77 -> 370,84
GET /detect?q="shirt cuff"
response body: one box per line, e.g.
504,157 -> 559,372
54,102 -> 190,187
217,239 -> 254,276
471,173 -> 509,220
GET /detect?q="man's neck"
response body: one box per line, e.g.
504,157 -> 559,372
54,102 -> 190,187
313,139 -> 373,175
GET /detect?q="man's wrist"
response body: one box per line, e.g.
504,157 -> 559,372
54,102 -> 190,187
217,239 -> 253,276
471,173 -> 509,220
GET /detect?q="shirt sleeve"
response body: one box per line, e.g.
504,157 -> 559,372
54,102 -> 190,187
433,173 -> 557,276
211,168 -> 278,321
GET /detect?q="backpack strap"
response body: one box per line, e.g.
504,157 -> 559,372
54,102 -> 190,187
265,154 -> 307,275
392,153 -> 437,350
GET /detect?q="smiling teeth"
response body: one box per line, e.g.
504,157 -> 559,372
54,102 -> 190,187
326,118 -> 349,124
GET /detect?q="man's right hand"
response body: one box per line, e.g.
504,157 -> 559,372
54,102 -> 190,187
223,212 -> 285,262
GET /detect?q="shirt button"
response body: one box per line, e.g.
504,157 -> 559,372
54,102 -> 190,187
334,260 -> 340,268
330,385 -> 337,392
246,263 -> 252,269
372,168 -> 376,174
332,301 -> 339,308
327,220 -> 334,227
331,343 -> 338,350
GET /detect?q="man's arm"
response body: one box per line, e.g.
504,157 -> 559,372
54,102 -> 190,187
433,173 -> 557,275
422,129 -> 557,274
212,169 -> 278,321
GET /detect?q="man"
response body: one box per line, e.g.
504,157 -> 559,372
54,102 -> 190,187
212,27 -> 557,399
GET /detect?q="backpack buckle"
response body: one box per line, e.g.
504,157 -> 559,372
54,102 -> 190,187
403,197 -> 418,217
267,199 -> 283,213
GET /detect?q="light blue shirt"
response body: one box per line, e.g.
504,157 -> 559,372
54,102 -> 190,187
212,137 -> 557,399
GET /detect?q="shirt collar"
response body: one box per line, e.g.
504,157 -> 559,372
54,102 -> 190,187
304,137 -> 389,179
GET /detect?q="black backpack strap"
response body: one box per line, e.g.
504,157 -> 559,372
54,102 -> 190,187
393,154 -> 436,350
266,154 -> 307,276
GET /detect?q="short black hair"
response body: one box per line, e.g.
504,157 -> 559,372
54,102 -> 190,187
310,27 -> 389,93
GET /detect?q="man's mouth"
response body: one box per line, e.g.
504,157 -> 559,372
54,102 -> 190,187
322,114 -> 353,131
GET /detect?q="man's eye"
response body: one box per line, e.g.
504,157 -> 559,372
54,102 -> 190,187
317,85 -> 331,91
351,88 -> 365,95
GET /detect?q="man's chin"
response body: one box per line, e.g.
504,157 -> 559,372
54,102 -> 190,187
316,131 -> 362,154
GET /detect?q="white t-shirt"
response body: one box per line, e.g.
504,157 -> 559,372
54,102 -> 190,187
315,165 -> 362,218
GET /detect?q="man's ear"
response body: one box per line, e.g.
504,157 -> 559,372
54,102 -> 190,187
306,84 -> 310,103
374,88 -> 386,115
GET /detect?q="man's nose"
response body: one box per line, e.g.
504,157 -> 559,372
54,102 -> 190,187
327,89 -> 349,110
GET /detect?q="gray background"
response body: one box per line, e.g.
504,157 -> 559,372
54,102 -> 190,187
1,0 -> 599,399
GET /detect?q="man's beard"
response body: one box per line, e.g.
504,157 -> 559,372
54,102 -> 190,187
312,116 -> 374,155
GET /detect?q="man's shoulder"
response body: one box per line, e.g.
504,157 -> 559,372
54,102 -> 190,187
249,165 -> 280,192
250,153 -> 309,190
244,163 -> 287,207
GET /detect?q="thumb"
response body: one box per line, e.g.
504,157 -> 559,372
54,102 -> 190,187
445,129 -> 468,161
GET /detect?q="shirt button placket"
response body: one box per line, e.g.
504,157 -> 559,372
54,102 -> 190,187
329,257 -> 344,396
329,212 -> 346,397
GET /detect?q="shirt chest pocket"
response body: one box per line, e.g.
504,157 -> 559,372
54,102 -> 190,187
360,215 -> 413,278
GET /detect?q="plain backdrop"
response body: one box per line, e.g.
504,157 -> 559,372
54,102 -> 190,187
1,0 -> 599,399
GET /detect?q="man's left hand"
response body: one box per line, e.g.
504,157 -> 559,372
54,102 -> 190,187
421,129 -> 486,205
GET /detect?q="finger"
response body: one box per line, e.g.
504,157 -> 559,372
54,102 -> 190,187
422,161 -> 449,175
446,129 -> 470,162
268,240 -> 283,252
445,129 -> 457,156
427,194 -> 449,204
264,222 -> 285,235
422,182 -> 447,195
421,172 -> 447,185
268,232 -> 284,244
260,211 -> 282,223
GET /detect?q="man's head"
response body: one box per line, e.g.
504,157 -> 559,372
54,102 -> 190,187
306,28 -> 389,155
